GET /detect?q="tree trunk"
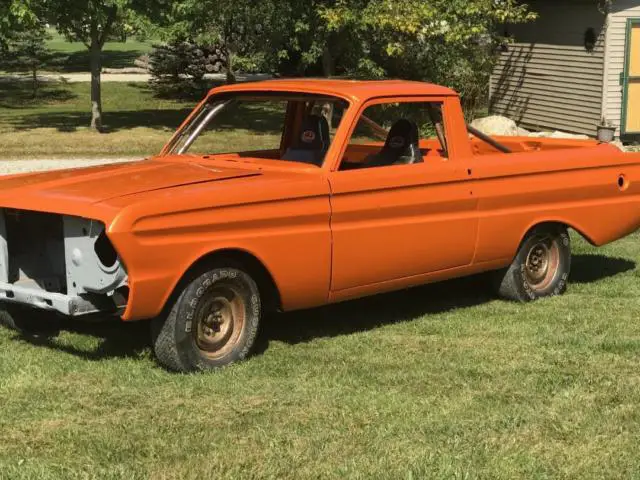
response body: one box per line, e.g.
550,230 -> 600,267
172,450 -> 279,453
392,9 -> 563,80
89,37 -> 103,131
225,49 -> 236,84
322,44 -> 335,78
31,66 -> 38,98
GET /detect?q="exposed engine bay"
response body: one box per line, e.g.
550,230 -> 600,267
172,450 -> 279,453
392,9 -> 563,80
0,209 -> 128,316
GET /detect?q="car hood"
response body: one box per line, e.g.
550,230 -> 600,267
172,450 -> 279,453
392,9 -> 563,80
0,158 -> 261,221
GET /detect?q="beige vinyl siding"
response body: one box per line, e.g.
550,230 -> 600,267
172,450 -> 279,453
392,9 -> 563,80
603,0 -> 640,136
490,0 -> 606,136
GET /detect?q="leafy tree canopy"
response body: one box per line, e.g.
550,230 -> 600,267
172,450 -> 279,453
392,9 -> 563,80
0,0 -> 40,49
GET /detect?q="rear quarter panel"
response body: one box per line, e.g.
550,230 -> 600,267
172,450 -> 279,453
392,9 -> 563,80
471,145 -> 640,265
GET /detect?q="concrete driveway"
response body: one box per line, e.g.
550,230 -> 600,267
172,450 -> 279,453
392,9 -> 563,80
0,72 -> 272,84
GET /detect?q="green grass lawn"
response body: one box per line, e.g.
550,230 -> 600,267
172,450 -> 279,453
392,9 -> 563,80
1,232 -> 640,479
0,81 -> 287,159
0,82 -> 195,158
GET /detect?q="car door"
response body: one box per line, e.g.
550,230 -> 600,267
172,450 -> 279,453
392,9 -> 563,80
327,97 -> 478,292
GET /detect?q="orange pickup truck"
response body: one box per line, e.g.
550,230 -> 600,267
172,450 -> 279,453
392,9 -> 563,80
1,79 -> 640,372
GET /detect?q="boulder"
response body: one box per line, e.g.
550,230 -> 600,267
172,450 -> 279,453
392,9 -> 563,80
102,67 -> 148,74
528,131 -> 590,140
134,54 -> 151,71
470,116 -> 593,140
470,115 -> 520,136
611,140 -> 626,151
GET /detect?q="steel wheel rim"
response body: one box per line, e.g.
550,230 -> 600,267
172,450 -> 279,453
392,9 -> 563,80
194,284 -> 245,360
524,237 -> 560,292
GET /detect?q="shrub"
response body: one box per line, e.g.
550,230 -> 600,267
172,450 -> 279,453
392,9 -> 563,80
149,40 -> 228,98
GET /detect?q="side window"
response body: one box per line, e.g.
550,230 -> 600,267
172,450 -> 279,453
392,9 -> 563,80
339,101 -> 448,171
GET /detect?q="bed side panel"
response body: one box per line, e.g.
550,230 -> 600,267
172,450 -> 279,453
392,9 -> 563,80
472,149 -> 640,264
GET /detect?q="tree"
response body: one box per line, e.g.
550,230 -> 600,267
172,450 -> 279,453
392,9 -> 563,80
154,0 -> 536,116
5,27 -> 51,97
168,0 -> 286,83
42,0 -> 167,130
276,0 -> 367,77
281,0 -> 536,115
149,40 -> 229,98
0,0 -> 40,51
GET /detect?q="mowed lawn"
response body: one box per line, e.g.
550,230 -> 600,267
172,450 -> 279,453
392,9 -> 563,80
0,82 -> 195,159
0,81 -> 286,159
0,29 -> 178,159
43,28 -> 154,72
1,231 -> 640,479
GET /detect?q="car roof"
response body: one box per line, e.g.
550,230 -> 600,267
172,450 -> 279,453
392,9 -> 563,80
209,78 -> 458,102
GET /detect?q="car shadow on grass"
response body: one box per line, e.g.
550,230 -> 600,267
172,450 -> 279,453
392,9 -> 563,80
14,316 -> 151,361
569,254 -> 635,284
10,253 -> 636,362
259,254 -> 636,349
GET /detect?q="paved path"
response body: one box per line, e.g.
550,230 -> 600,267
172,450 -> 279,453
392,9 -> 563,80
0,72 -> 272,84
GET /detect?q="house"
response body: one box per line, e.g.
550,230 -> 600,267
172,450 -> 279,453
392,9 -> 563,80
490,0 -> 640,139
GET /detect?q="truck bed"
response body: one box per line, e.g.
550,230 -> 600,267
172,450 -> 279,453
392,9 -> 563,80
471,136 -> 601,155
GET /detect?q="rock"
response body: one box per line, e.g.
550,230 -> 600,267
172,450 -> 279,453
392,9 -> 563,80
134,54 -> 151,71
549,131 -> 590,140
102,67 -> 148,74
527,131 -> 551,138
470,115 -> 520,136
528,130 -> 590,140
611,140 -> 626,151
471,115 -> 593,140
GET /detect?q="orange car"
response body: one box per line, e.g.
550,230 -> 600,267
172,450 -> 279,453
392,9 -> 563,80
1,79 -> 640,372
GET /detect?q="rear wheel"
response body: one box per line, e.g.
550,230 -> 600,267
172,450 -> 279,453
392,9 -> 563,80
151,266 -> 261,372
495,225 -> 571,302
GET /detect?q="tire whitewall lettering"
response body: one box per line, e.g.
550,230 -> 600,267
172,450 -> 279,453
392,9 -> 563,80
495,226 -> 571,302
151,266 -> 261,372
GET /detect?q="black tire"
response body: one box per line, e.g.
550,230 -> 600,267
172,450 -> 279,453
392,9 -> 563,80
0,304 -> 61,335
494,225 -> 571,302
151,266 -> 261,372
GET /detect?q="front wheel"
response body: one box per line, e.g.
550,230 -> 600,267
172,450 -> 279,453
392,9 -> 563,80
494,225 -> 571,302
151,266 -> 261,372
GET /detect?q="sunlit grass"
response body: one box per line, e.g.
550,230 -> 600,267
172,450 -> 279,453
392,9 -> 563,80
1,232 -> 640,478
0,82 -> 194,159
42,28 -> 155,73
0,83 -> 290,159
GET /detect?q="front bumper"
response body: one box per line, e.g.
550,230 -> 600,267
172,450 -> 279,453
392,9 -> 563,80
0,281 -> 124,316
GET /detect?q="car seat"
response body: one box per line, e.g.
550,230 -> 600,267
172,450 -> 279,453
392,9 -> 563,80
365,119 -> 422,167
281,114 -> 331,166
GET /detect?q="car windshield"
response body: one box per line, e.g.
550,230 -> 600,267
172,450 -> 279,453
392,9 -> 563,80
165,93 -> 349,167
